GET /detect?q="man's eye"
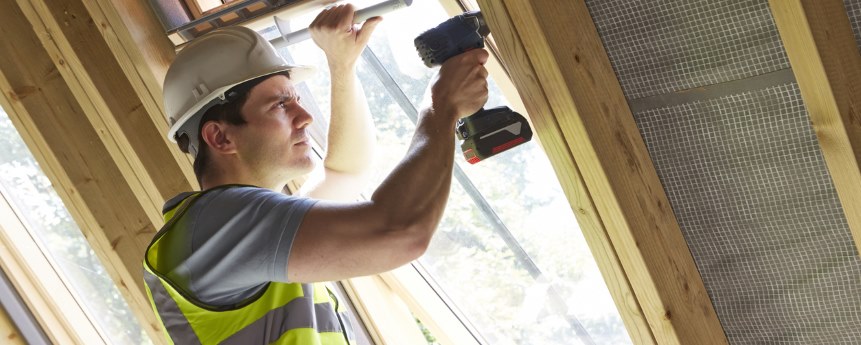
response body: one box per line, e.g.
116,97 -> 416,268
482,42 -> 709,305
276,101 -> 287,109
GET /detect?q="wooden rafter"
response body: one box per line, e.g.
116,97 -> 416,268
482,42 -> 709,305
475,1 -> 728,344
768,0 -> 861,255
0,0 -> 177,342
84,0 -> 196,183
16,0 -> 159,226
0,307 -> 25,345
16,0 -> 195,209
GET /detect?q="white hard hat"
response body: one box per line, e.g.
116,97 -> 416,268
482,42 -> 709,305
163,25 -> 314,157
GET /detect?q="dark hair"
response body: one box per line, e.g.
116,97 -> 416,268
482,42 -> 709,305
177,71 -> 291,185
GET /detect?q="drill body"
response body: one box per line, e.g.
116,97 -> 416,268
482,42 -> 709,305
415,11 -> 533,164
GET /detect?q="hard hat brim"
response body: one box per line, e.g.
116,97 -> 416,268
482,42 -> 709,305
166,64 -> 316,143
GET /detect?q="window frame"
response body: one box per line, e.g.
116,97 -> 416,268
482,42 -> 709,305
257,1 -> 589,344
0,91 -> 150,344
0,0 -> 639,343
0,184 -> 105,344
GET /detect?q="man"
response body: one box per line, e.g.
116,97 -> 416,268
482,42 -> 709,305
144,4 -> 489,345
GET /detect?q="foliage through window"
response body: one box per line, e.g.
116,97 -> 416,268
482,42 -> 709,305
273,1 -> 633,344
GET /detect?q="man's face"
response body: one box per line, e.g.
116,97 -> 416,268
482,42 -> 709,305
233,75 -> 315,182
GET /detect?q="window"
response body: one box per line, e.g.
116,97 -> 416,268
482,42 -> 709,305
191,0 -> 223,14
270,1 -> 633,344
0,108 -> 151,344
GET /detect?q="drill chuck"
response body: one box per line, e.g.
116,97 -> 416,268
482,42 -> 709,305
414,11 -> 489,67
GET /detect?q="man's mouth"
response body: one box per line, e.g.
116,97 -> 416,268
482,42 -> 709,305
294,131 -> 309,146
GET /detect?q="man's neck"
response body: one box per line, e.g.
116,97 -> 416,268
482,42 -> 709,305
200,169 -> 282,192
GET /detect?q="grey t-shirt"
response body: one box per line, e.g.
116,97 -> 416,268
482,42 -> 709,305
160,185 -> 317,307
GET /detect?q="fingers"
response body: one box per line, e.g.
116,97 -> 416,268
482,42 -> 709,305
308,3 -> 381,66
431,48 -> 490,118
356,16 -> 383,45
471,65 -> 490,109
310,3 -> 356,32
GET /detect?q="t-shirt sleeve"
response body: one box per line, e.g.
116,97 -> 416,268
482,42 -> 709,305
179,186 -> 316,305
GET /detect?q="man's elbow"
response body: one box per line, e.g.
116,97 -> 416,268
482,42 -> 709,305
381,219 -> 436,266
403,223 -> 434,262
369,201 -> 443,267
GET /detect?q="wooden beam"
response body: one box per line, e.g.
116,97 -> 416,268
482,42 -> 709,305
768,0 -> 861,254
475,1 -> 727,344
17,0 -> 195,208
15,0 -> 159,226
0,1 -> 167,342
0,305 -> 25,345
99,0 -> 177,94
82,0 -> 197,185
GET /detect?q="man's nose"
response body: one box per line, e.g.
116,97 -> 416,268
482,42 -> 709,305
294,104 -> 313,129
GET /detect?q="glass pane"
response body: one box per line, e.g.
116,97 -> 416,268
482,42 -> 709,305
0,109 -> 151,344
273,1 -> 631,343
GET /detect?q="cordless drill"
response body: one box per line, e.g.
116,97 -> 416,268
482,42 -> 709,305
415,11 -> 533,164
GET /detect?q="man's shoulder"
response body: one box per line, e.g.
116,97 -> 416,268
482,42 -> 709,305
162,191 -> 197,214
162,185 -> 314,216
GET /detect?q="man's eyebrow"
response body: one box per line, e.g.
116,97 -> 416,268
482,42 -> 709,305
263,92 -> 298,104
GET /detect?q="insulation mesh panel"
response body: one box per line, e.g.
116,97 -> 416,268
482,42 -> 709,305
847,0 -> 861,49
636,83 -> 861,344
584,0 -> 790,100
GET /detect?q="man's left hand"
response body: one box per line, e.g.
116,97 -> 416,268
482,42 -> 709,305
309,4 -> 383,69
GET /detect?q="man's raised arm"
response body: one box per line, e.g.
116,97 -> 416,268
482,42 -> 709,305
288,48 -> 490,283
301,4 -> 381,201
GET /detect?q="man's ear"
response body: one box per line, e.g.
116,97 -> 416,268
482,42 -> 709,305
200,121 -> 237,155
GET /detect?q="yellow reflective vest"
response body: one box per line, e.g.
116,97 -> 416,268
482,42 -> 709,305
143,190 -> 353,344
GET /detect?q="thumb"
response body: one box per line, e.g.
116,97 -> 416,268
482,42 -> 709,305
356,16 -> 383,45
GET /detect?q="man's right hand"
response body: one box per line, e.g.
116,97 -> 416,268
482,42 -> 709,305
430,49 -> 490,123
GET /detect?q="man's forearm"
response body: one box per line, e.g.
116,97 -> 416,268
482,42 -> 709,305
325,64 -> 376,174
287,109 -> 457,282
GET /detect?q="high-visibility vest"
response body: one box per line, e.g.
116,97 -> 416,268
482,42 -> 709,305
143,189 -> 353,344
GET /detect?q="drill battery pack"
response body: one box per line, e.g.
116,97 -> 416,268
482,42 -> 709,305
457,106 -> 533,164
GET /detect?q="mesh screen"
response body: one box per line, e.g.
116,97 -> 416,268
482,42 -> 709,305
847,0 -> 861,49
585,0 -> 790,100
637,84 -> 861,344
584,1 -> 861,344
